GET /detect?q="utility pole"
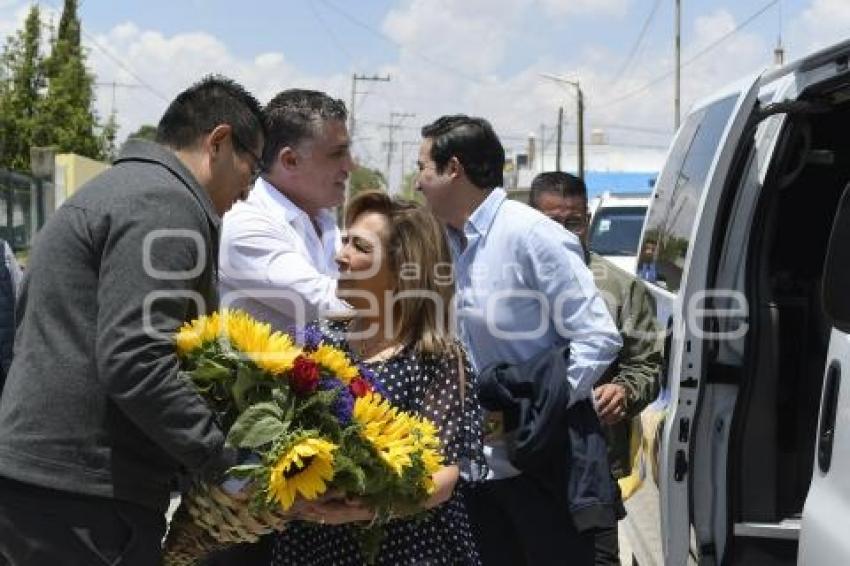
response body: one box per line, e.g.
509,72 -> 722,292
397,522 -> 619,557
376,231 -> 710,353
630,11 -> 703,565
348,73 -> 391,149
343,73 -> 390,220
556,107 -> 563,172
400,141 -> 420,187
540,73 -> 585,179
577,87 -> 585,180
94,81 -> 145,116
674,0 -> 681,130
385,112 -> 415,188
539,124 -> 546,172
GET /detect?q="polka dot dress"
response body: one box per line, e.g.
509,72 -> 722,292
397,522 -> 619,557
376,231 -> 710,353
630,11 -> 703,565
272,321 -> 485,566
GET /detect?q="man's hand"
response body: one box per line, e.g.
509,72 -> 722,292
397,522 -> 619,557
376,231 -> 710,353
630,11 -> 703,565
594,383 -> 628,425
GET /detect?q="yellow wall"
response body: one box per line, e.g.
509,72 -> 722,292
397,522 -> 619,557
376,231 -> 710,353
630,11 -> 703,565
53,153 -> 110,208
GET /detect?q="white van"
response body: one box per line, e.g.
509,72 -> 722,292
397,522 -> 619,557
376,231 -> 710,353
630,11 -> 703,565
586,191 -> 651,274
624,38 -> 850,565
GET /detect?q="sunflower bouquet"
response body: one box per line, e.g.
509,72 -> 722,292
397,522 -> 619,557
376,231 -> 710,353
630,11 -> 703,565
162,309 -> 443,564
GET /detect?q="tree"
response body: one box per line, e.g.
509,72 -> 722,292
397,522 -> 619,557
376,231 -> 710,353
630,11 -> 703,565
100,111 -> 119,162
34,0 -> 104,161
127,124 -> 157,142
398,171 -> 424,204
349,165 -> 386,198
0,6 -> 46,171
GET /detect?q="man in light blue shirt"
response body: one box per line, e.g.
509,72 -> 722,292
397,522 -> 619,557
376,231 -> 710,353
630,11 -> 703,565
416,115 -> 622,565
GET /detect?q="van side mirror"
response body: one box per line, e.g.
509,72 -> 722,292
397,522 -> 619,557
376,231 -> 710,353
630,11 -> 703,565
822,183 -> 850,333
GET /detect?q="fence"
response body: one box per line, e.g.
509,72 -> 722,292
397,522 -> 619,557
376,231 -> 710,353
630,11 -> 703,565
0,168 -> 49,252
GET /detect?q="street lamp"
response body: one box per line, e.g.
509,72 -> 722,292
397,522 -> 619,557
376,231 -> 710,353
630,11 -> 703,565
540,73 -> 585,180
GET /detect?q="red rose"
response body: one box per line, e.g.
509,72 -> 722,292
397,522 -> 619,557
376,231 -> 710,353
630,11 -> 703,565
349,378 -> 371,398
291,356 -> 319,395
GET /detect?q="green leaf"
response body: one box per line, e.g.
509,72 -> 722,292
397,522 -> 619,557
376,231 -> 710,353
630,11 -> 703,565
226,463 -> 263,478
231,364 -> 267,412
227,402 -> 290,449
189,359 -> 231,384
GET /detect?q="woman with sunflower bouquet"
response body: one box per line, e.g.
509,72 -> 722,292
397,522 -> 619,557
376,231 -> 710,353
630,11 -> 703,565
271,191 -> 486,565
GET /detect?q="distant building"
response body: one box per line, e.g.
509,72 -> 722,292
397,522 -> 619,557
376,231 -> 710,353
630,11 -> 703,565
504,132 -> 665,203
0,152 -> 109,254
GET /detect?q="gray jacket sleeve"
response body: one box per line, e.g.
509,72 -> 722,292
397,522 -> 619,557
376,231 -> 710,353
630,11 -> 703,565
93,193 -> 235,479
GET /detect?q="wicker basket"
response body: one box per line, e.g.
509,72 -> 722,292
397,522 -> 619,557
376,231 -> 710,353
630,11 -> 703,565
162,483 -> 289,566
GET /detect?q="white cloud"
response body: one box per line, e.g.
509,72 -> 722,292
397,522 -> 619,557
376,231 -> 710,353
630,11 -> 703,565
9,0 -> 846,193
539,0 -> 630,18
382,0 -> 533,75
0,2 -> 58,47
86,24 -> 349,143
790,0 -> 850,58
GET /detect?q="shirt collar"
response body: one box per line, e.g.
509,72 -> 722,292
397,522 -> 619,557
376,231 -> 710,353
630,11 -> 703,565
254,177 -> 337,231
465,187 -> 506,238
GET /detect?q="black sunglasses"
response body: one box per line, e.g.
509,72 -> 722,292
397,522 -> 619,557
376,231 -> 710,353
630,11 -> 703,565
563,218 -> 586,232
231,133 -> 265,183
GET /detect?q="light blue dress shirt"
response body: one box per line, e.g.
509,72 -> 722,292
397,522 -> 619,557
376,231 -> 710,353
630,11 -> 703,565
448,188 -> 622,479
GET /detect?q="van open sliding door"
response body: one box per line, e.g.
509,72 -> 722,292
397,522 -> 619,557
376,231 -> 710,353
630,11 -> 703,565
657,75 -> 761,565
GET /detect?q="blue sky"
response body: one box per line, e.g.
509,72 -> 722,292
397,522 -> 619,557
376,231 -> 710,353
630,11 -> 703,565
2,0 -> 847,187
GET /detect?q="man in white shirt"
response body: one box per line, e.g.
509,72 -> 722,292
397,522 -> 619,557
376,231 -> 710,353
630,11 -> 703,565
220,89 -> 354,331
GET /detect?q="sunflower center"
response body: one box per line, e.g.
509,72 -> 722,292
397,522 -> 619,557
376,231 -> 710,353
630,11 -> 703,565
284,455 -> 314,479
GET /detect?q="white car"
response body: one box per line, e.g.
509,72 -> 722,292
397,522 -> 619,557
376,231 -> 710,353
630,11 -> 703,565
586,191 -> 651,274
624,37 -> 850,565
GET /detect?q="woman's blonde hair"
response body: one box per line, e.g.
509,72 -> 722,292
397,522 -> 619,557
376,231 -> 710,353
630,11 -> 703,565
345,190 -> 458,357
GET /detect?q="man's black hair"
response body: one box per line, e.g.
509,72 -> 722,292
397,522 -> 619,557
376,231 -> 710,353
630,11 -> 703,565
421,115 -> 504,190
262,89 -> 348,165
529,171 -> 587,208
156,74 -> 265,154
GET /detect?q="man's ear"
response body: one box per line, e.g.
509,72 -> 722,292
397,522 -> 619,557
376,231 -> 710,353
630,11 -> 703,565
207,124 -> 233,157
446,156 -> 463,180
279,146 -> 298,170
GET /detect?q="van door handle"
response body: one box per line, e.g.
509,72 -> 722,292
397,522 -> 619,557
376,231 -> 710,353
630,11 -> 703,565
817,362 -> 841,474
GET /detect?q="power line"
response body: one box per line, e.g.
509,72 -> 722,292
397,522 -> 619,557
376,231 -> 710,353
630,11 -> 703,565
39,2 -> 169,102
597,123 -> 671,135
317,0 -> 489,86
609,0 -> 662,88
595,0 -> 780,110
307,0 -> 356,63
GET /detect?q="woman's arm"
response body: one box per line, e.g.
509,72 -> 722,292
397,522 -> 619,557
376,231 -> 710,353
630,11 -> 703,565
300,463 -> 461,525
423,464 -> 459,509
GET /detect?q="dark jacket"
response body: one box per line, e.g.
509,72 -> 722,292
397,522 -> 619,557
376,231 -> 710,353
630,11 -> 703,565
590,253 -> 663,478
0,140 -> 235,512
478,345 -> 624,532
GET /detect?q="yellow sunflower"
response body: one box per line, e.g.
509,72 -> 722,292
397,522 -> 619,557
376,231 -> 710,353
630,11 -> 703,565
267,437 -> 338,511
407,414 -> 444,493
353,393 -> 421,476
308,344 -> 360,384
174,311 -> 222,356
221,310 -> 302,375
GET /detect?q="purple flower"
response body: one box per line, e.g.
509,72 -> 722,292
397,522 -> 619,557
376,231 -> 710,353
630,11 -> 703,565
318,377 -> 354,424
290,325 -> 325,351
357,362 -> 388,397
357,362 -> 376,381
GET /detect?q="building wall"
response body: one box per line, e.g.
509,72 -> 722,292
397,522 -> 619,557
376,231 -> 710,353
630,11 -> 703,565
53,154 -> 110,210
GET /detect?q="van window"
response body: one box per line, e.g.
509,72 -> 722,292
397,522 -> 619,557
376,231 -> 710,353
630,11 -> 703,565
638,95 -> 738,292
588,206 -> 647,256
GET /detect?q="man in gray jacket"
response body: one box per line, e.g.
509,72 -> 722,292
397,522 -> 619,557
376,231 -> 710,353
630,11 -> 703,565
0,75 -> 265,565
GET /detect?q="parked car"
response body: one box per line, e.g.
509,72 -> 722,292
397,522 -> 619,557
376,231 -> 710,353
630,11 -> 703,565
623,37 -> 850,566
586,191 -> 650,274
